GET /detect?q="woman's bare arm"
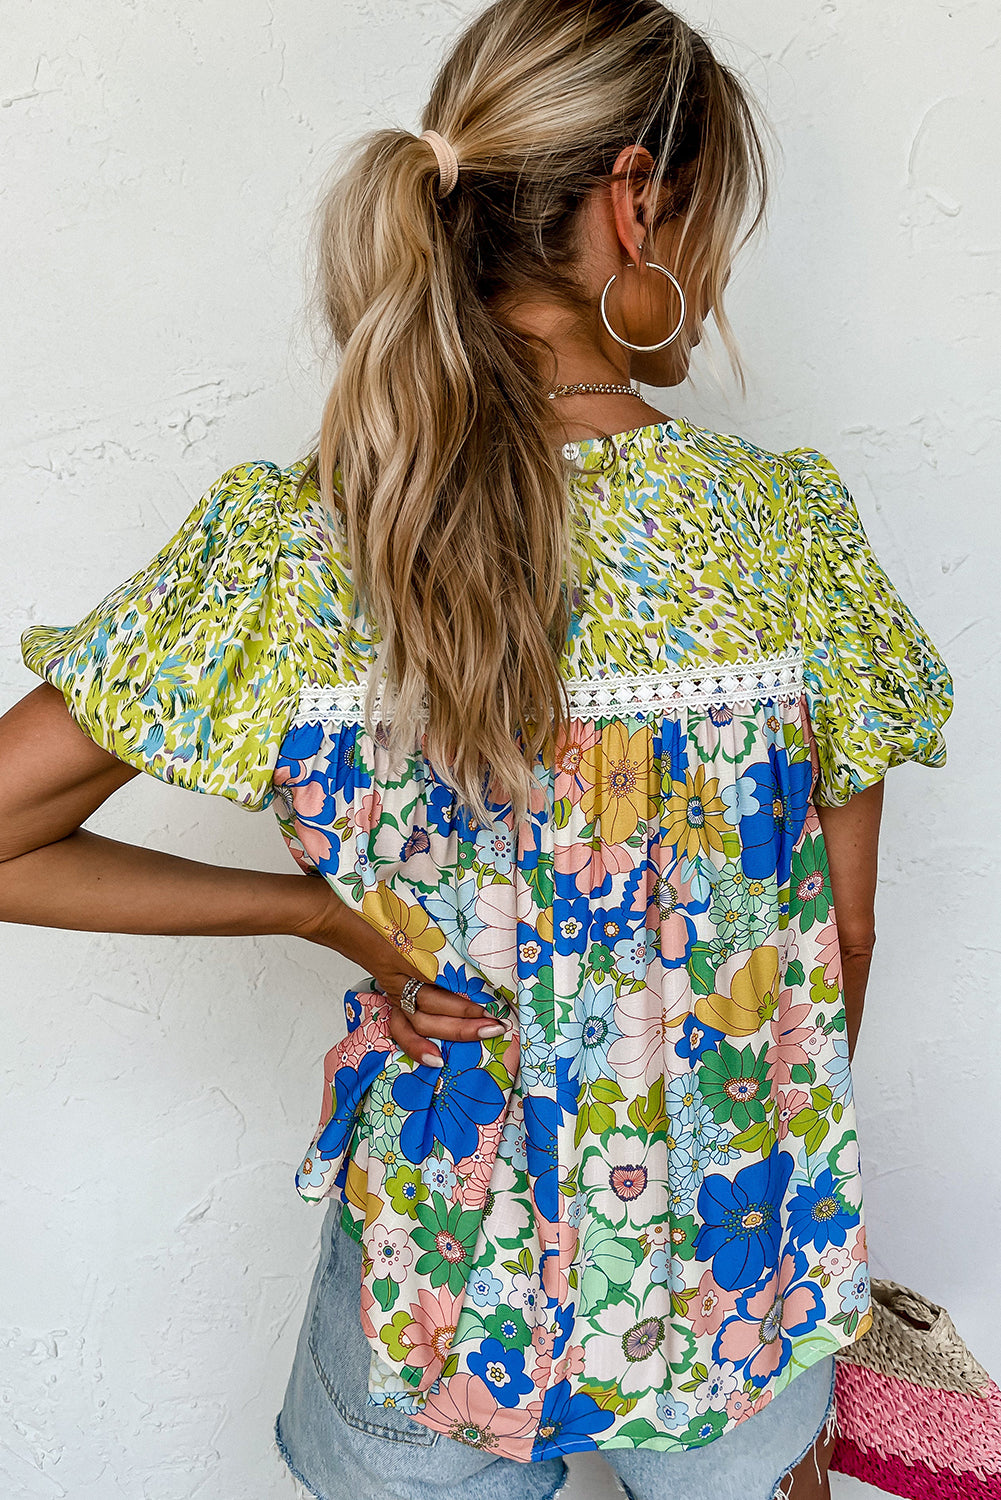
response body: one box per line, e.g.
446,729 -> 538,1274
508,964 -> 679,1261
0,684 -> 502,1063
815,778 -> 884,1062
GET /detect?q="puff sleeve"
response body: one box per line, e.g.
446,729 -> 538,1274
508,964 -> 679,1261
21,460 -> 299,810
787,447 -> 954,807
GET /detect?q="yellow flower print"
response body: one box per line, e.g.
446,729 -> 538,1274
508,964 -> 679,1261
361,882 -> 444,980
344,1157 -> 384,1228
579,722 -> 654,846
663,765 -> 729,861
694,945 -> 780,1038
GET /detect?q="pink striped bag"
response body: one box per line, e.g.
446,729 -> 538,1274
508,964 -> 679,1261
830,1277 -> 1001,1498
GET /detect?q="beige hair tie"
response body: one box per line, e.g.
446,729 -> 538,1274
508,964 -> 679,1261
420,129 -> 460,197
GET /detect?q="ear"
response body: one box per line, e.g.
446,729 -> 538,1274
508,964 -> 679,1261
609,144 -> 656,268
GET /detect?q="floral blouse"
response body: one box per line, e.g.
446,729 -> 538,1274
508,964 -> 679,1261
21,418 -> 953,1463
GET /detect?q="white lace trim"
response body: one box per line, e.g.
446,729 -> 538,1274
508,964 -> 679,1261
291,652 -> 804,727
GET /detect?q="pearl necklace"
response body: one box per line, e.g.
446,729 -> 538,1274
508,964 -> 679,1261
546,381 -> 646,401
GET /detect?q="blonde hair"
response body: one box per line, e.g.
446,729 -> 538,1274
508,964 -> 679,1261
298,0 -> 769,826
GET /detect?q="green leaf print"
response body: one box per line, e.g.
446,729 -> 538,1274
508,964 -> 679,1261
372,1276 -> 397,1312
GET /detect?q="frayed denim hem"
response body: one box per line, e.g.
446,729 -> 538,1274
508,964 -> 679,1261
767,1357 -> 838,1500
274,1410 -> 329,1500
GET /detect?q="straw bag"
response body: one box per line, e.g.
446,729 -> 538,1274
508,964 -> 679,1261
830,1277 -> 1001,1498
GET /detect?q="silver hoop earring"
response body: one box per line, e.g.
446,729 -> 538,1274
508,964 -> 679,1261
599,262 -> 687,352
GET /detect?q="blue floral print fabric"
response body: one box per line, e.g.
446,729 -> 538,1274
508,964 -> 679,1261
21,418 -> 953,1463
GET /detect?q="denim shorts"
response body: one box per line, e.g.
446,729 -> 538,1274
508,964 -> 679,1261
275,1198 -> 836,1500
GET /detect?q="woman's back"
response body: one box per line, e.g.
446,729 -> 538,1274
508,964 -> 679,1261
22,415 -> 951,1458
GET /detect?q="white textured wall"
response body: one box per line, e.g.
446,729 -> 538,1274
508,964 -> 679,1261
2,3 -> 996,1497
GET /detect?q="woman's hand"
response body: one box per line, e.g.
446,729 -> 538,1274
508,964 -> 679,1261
296,879 -> 510,1068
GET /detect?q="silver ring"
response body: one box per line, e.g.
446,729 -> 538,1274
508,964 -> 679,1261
400,977 -> 422,1016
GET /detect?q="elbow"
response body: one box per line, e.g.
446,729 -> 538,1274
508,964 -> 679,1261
840,931 -> 876,963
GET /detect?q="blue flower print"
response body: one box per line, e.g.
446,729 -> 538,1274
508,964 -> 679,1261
566,1190 -> 587,1227
532,1381 -> 615,1459
467,1268 -> 503,1309
557,978 -> 622,1085
275,720 -> 323,768
315,1049 -> 391,1161
437,962 -> 496,1010
720,774 -> 760,825
824,1035 -> 853,1102
676,853 -> 717,905
738,748 -> 812,884
519,1021 -> 551,1088
787,1167 -> 856,1252
553,896 -> 591,955
423,876 -> 485,953
656,1391 -> 691,1430
468,1339 -> 535,1408
649,1249 -> 685,1291
326,724 -> 372,798
839,1262 -> 870,1315
475,822 -> 515,875
421,1161 -> 457,1196
590,903 -> 632,952
694,1148 -> 795,1290
666,1072 -> 705,1129
426,780 -> 457,836
517,921 -> 553,978
675,1014 -> 724,1064
499,1119 -> 527,1172
671,1137 -> 714,1203
551,1302 -> 576,1361
523,1094 -> 559,1223
295,1147 -> 329,1193
393,1042 -> 506,1165
613,925 -> 658,979
715,1245 -> 824,1381
553,1054 -> 579,1122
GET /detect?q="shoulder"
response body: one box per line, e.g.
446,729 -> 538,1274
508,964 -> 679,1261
598,418 -> 832,513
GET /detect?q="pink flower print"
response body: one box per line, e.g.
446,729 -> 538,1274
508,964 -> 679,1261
689,1268 -> 739,1338
360,1275 -> 377,1340
418,1373 -> 541,1452
553,721 -> 600,804
453,1119 -> 504,1211
765,996 -> 814,1086
468,886 -> 519,970
820,1245 -> 855,1279
737,1388 -> 773,1422
851,1223 -> 867,1263
607,982 -> 691,1088
532,1326 -> 556,1361
530,1325 -> 556,1389
801,1024 -> 828,1057
816,920 -> 843,987
406,1284 -> 461,1384
726,1389 -> 759,1421
774,1088 -> 809,1140
554,837 -> 634,896
715,1250 -> 824,1384
370,1227 -> 414,1282
281,777 -> 335,865
352,787 -> 383,833
553,1343 -> 586,1381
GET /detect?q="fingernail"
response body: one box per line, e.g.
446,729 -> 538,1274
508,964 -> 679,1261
477,1023 -> 506,1038
423,1049 -> 444,1067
